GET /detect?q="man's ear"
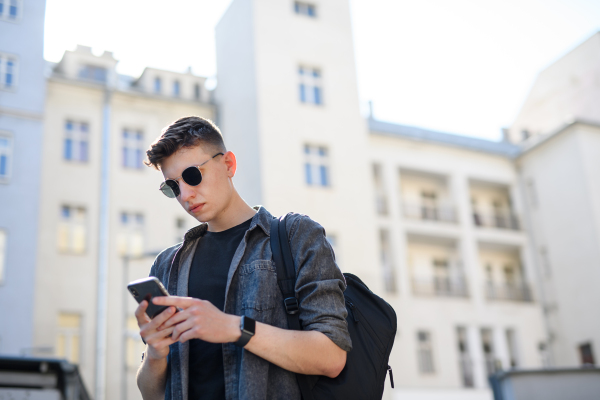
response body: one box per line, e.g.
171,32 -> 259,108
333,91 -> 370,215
223,151 -> 237,178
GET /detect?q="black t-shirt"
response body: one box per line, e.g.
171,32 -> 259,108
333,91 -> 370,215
188,217 -> 252,400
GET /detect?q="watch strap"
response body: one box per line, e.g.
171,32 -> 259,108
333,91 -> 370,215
234,316 -> 255,347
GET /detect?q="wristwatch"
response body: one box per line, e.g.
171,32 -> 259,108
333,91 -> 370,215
233,316 -> 256,347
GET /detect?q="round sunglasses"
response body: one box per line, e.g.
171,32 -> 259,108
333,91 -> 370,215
159,153 -> 224,198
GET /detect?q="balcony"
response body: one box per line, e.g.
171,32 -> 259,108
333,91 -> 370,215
473,211 -> 519,230
403,203 -> 457,223
485,282 -> 532,302
412,276 -> 469,298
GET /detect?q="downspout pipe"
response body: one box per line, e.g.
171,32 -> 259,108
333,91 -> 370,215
95,85 -> 112,400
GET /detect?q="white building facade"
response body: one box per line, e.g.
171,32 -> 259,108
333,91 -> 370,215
2,1 -> 598,400
215,1 -> 548,399
0,0 -> 47,355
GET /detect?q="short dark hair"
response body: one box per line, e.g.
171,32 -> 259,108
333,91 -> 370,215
145,116 -> 226,170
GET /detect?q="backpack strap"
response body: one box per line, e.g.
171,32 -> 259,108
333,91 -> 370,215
270,215 -> 315,400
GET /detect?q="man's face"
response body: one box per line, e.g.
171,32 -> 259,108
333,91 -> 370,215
160,145 -> 234,223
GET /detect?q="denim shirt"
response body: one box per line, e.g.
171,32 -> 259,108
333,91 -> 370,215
149,206 -> 352,400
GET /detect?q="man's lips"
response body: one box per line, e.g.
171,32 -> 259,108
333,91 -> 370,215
189,203 -> 204,213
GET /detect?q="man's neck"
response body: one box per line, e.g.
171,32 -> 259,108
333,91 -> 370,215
206,193 -> 257,232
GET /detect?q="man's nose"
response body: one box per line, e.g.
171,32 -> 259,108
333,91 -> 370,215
179,181 -> 196,202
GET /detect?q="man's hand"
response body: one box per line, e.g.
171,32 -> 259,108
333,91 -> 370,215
135,300 -> 178,360
152,296 -> 241,344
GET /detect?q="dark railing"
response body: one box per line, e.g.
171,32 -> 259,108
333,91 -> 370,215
403,203 -> 457,223
473,211 -> 519,230
485,283 -> 533,302
412,276 -> 469,298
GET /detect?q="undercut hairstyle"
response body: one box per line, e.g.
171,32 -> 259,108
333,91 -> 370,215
145,116 -> 226,170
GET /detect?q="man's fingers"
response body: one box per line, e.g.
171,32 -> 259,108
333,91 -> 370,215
145,325 -> 176,344
158,309 -> 188,330
134,301 -> 151,326
148,306 -> 176,328
152,296 -> 196,308
172,320 -> 195,342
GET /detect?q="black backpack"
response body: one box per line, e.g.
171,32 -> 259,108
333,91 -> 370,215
270,215 -> 397,400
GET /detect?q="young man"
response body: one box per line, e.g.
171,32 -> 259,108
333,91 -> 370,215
135,116 -> 351,400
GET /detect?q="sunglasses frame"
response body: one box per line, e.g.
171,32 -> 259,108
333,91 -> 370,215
159,152 -> 224,198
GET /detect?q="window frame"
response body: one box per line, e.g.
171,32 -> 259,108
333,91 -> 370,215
122,128 -> 144,169
117,211 -> 145,256
298,65 -> 323,106
57,205 -> 88,255
0,131 -> 14,183
416,330 -> 436,374
56,312 -> 83,365
303,144 -> 330,187
0,0 -> 22,22
294,1 -> 317,18
63,120 -> 90,163
0,52 -> 19,91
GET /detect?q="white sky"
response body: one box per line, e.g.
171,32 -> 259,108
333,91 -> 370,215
44,0 -> 600,141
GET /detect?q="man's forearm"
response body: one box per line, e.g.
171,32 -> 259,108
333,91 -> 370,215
243,320 -> 347,378
137,350 -> 169,400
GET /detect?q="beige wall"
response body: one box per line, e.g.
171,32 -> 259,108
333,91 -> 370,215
34,73 -> 214,397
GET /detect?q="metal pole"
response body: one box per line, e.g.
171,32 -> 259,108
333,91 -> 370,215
121,251 -> 159,400
121,255 -> 129,400
95,87 -> 112,400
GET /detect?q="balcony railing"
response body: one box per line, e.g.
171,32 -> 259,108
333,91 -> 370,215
412,276 -> 469,298
473,211 -> 519,230
485,283 -> 533,302
403,203 -> 457,223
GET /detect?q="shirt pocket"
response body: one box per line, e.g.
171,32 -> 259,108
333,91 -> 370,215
239,260 -> 279,313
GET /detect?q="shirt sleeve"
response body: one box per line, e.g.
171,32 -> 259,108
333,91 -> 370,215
288,214 -> 352,352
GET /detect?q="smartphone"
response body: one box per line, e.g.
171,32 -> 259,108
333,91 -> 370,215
127,276 -> 173,319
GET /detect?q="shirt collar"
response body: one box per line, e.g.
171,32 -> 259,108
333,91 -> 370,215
183,205 -> 274,242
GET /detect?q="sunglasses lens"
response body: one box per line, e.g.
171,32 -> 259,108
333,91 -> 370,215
182,167 -> 202,186
160,180 -> 179,198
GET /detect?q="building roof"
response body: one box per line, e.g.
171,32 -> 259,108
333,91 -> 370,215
369,119 -> 522,158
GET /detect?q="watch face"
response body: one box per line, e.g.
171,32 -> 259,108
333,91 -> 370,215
242,316 -> 256,336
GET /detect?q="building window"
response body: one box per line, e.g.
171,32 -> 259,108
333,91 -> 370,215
194,83 -> 201,100
294,1 -> 316,17
154,77 -> 161,94
117,212 -> 144,256
579,342 -> 595,366
64,121 -> 89,162
0,229 -> 6,284
56,313 -> 82,364
57,205 -> 87,254
0,0 -> 21,21
78,65 -> 107,83
0,134 -> 13,182
456,327 -> 474,387
298,66 -> 322,105
380,229 -> 396,293
417,331 -> 435,374
481,328 -> 498,375
304,144 -> 329,186
173,80 -> 180,97
126,316 -> 145,368
373,164 -> 388,215
0,53 -> 18,89
122,129 -> 144,169
506,329 -> 519,368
